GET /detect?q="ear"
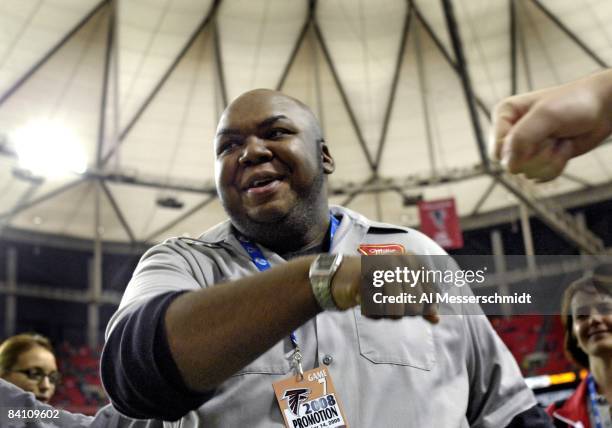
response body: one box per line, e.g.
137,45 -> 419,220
320,141 -> 335,174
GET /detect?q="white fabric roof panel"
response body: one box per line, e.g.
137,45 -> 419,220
0,0 -> 610,245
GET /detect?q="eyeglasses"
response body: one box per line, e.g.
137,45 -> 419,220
11,368 -> 61,385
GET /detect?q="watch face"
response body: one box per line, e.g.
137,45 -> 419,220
317,255 -> 336,270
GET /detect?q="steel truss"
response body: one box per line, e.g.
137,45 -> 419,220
0,0 -> 608,256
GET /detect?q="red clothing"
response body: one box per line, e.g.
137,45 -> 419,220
546,378 -> 590,428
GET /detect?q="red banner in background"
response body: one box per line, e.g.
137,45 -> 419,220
417,198 -> 464,249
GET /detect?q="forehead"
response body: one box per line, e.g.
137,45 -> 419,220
15,346 -> 56,369
571,288 -> 612,310
216,92 -> 312,134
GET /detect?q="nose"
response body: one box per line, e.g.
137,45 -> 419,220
587,307 -> 603,325
587,308 -> 604,324
38,376 -> 52,392
238,136 -> 273,166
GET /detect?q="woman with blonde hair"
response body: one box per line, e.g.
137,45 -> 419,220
0,333 -> 59,403
0,333 -> 162,427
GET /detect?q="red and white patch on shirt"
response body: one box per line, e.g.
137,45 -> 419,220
358,244 -> 405,255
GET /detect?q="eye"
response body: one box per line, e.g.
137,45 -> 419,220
266,128 -> 291,140
218,139 -> 242,156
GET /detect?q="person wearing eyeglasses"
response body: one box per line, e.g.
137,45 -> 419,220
0,333 -> 166,427
0,333 -> 60,404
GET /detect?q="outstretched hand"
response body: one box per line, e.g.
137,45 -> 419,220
490,70 -> 612,181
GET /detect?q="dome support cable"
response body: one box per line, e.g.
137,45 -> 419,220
442,0 -> 605,254
101,0 -> 222,166
373,2 -> 413,172
0,0 -> 108,108
313,17 -> 375,172
530,0 -> 609,69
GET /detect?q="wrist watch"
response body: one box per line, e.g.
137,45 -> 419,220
309,253 -> 343,311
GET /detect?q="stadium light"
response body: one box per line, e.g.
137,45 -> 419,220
12,119 -> 87,178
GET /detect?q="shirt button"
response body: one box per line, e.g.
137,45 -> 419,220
322,355 -> 333,365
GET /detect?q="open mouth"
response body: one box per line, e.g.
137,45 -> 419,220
245,178 -> 283,195
242,173 -> 285,194
248,177 -> 279,189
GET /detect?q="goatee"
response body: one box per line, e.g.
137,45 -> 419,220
223,172 -> 327,254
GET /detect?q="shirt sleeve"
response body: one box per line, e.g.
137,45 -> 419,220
463,313 -> 540,428
0,378 -> 95,427
505,405 -> 554,427
104,241 -> 212,340
101,241 -> 219,420
101,290 -> 215,421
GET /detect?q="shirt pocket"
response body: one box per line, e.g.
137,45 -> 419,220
232,339 -> 293,376
354,308 -> 436,370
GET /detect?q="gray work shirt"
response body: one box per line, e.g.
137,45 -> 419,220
106,205 -> 536,427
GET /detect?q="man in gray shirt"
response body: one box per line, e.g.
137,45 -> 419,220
101,89 -> 551,427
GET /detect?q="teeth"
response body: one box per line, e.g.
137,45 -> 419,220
252,178 -> 275,187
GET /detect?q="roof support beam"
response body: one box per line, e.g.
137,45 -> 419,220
530,0 -> 609,68
339,191 -> 360,209
0,0 -> 108,107
4,178 -> 612,252
510,0 -> 518,95
96,3 -> 115,166
470,179 -> 497,216
413,18 -> 438,178
102,0 -> 222,166
516,1 -> 534,91
312,19 -> 375,171
0,178 -> 85,221
496,173 -> 604,253
373,3 -> 413,171
0,181 -> 42,234
100,180 -> 136,243
212,19 -> 228,108
412,3 -> 491,119
441,0 -> 490,171
336,175 -> 378,207
0,226 -> 148,254
0,282 -> 123,305
85,170 -> 217,195
276,1 -> 315,91
86,164 -> 485,196
441,0 -> 605,254
561,172 -> 592,188
144,195 -> 217,242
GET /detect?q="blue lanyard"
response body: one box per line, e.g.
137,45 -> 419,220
587,373 -> 604,428
236,214 -> 340,350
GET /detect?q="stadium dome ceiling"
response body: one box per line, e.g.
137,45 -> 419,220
0,0 -> 611,249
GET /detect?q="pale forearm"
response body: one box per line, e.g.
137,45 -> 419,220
491,68 -> 612,181
588,69 -> 612,127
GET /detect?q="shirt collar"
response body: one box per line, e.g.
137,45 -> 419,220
191,205 -> 408,254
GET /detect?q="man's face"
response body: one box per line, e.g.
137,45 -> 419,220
572,289 -> 612,359
214,90 -> 334,229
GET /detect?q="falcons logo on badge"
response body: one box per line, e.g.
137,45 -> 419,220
282,388 -> 310,415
